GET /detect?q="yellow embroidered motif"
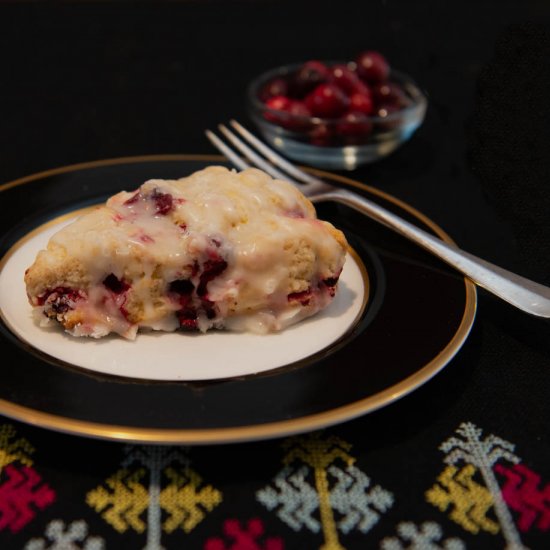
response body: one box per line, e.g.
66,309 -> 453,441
283,433 -> 354,550
86,468 -> 149,533
0,424 -> 34,472
425,464 -> 499,534
257,432 -> 394,550
87,446 -> 223,548
159,466 -> 222,534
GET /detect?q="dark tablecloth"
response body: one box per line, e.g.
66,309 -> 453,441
0,1 -> 549,548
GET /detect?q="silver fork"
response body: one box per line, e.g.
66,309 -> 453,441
206,119 -> 550,318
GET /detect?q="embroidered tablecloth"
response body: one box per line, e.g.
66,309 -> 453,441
0,2 -> 548,549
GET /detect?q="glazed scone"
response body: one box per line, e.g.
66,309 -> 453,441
24,166 -> 348,339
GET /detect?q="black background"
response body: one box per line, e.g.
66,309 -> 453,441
1,1 -> 549,549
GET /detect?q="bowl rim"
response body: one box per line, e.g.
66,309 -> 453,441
247,61 -> 428,126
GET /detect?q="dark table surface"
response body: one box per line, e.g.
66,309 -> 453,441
1,1 -> 549,549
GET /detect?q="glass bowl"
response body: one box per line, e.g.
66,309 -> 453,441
246,62 -> 428,170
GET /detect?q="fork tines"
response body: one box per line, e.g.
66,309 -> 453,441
205,120 -> 319,186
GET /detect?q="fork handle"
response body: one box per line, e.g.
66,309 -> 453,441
314,189 -> 550,318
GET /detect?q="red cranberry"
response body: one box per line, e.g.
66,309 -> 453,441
349,92 -> 374,115
197,257 -> 228,297
291,60 -> 331,97
264,95 -> 293,123
283,100 -> 312,131
259,77 -> 289,102
372,82 -> 409,107
264,96 -> 311,131
103,274 -> 130,294
309,123 -> 333,146
123,191 -> 140,206
336,112 -> 373,139
265,95 -> 292,111
323,276 -> 339,287
330,64 -> 370,96
288,289 -> 312,306
169,279 -> 194,312
50,301 -> 70,315
169,278 -> 194,296
177,306 -> 198,330
202,300 -> 217,320
305,83 -> 349,118
151,189 -> 174,215
355,50 -> 390,83
41,287 -> 84,317
321,276 -> 340,297
287,100 -> 310,117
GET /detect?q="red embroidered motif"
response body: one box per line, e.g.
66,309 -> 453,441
0,464 -> 55,533
495,463 -> 550,532
204,518 -> 283,550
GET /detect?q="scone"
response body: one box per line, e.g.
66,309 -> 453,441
24,166 -> 348,339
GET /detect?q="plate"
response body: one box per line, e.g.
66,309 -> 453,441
0,212 -> 366,381
0,155 -> 476,444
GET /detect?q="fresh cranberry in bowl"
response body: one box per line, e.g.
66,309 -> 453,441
330,63 -> 369,95
372,81 -> 411,108
349,91 -> 374,115
309,122 -> 334,147
259,77 -> 289,102
291,60 -> 332,96
336,112 -> 373,142
355,50 -> 390,83
264,96 -> 312,131
246,51 -> 427,169
305,83 -> 349,118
